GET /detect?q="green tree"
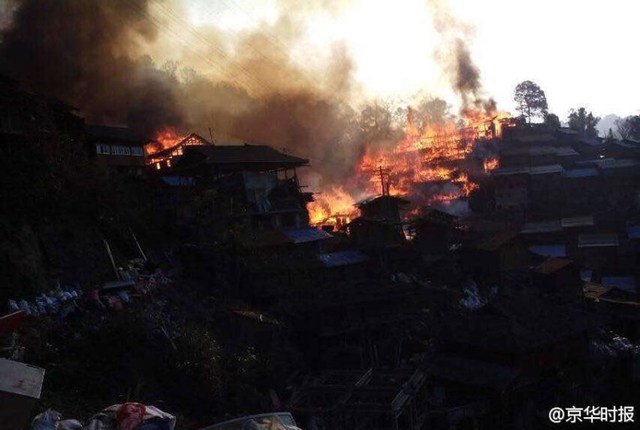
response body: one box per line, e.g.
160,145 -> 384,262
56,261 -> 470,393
544,113 -> 561,129
513,80 -> 548,123
568,107 -> 600,137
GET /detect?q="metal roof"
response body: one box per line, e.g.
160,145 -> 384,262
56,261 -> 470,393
598,158 -> 640,169
0,358 -> 45,399
521,220 -> 562,234
317,250 -> 369,268
492,166 -> 531,176
283,228 -> 332,244
161,176 -> 195,187
627,225 -> 640,240
528,245 -> 567,258
555,147 -> 579,156
578,233 -> 619,248
601,276 -> 637,293
563,168 -> 599,178
561,216 -> 595,228
529,164 -> 564,175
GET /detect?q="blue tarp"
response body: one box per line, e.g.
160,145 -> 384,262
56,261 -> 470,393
580,269 -> 593,282
317,250 -> 369,268
563,168 -> 599,178
283,228 -> 332,244
528,245 -> 567,258
627,225 -> 640,240
161,176 -> 194,186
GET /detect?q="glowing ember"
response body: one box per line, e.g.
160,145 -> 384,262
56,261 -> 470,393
483,157 -> 499,172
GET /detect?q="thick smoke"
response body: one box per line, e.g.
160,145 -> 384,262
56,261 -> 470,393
0,0 -> 185,136
0,0 -> 497,199
427,0 -> 494,115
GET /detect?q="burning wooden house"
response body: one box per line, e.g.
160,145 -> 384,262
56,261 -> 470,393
146,132 -> 212,170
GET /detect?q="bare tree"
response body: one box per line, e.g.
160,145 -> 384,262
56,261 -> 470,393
615,115 -> 640,141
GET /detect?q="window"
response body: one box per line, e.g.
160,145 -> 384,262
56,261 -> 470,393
130,146 -> 144,156
96,144 -> 111,155
111,145 -> 130,156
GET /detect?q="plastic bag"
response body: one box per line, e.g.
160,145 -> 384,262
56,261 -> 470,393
31,409 -> 62,430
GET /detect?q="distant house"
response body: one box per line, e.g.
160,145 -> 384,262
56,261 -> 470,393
347,195 -> 409,250
86,125 -> 148,174
0,75 -> 85,146
531,257 -> 582,298
491,166 -> 529,212
462,231 -> 529,284
409,207 -> 459,254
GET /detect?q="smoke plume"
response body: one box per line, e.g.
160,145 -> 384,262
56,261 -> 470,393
0,0 -> 498,202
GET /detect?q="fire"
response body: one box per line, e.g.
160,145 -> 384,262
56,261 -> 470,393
308,186 -> 358,229
483,157 -> 499,172
310,106 -> 510,226
145,126 -> 184,159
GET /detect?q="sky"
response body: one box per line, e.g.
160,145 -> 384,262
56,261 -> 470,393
178,0 -> 640,120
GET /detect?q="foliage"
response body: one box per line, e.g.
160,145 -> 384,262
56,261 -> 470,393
615,115 -> 640,140
568,107 -> 600,137
513,80 -> 548,122
544,113 -> 561,129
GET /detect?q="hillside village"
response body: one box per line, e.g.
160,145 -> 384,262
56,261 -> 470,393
1,72 -> 640,430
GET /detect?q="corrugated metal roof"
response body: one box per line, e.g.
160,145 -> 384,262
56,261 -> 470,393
561,216 -> 594,228
598,158 -> 640,169
529,164 -> 564,175
521,220 -> 562,234
528,245 -> 567,258
555,147 -> 579,156
578,233 -> 619,248
161,176 -> 194,186
492,166 -> 530,176
283,228 -> 332,244
563,168 -> 599,178
601,276 -> 637,293
317,250 -> 369,268
627,225 -> 640,240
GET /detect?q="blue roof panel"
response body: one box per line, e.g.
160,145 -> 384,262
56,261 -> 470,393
627,225 -> 640,240
528,245 -> 567,258
317,250 -> 369,268
283,228 -> 332,244
563,168 -> 599,178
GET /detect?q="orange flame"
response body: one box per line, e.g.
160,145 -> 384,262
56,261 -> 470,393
308,107 -> 510,225
145,126 -> 185,163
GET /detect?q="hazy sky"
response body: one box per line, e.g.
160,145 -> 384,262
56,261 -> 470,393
180,0 -> 639,119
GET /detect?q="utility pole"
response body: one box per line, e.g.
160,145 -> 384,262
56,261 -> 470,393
378,165 -> 391,196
